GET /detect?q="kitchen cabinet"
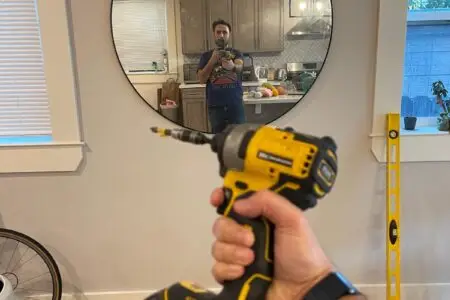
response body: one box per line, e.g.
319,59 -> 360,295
179,0 -> 208,54
231,0 -> 258,52
258,0 -> 284,51
181,88 -> 210,132
179,0 -> 284,54
206,0 -> 233,49
232,0 -> 284,52
244,103 -> 296,123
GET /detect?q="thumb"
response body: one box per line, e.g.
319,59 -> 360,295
233,190 -> 304,229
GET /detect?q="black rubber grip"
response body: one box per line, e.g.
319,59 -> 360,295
215,188 -> 274,300
144,282 -> 216,300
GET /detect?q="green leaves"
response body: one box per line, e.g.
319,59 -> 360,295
432,80 -> 448,98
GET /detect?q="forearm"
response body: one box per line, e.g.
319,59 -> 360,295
198,59 -> 216,83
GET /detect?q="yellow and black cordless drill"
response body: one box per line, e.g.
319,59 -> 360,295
147,123 -> 338,300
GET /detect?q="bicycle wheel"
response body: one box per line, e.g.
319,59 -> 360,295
0,228 -> 62,299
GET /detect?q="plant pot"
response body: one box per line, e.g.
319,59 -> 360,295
438,119 -> 450,131
404,116 -> 417,130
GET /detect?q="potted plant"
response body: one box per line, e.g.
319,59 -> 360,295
402,99 -> 417,130
432,80 -> 448,111
404,113 -> 417,130
432,80 -> 449,131
437,112 -> 450,131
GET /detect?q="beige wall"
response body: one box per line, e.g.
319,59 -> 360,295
133,83 -> 160,108
1,0 -> 450,298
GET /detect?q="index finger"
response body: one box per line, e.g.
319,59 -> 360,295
210,187 -> 224,207
234,190 -> 304,229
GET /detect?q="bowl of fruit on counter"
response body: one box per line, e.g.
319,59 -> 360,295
247,82 -> 287,99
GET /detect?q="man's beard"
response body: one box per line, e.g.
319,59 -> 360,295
215,38 -> 226,49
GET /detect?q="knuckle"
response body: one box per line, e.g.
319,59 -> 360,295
212,217 -> 224,237
216,218 -> 232,240
211,241 -> 224,260
211,265 -> 221,282
222,244 -> 234,261
211,263 -> 226,283
210,241 -> 218,258
230,246 -> 240,261
258,189 -> 272,199
220,242 -> 234,262
212,220 -> 218,236
213,241 -> 240,264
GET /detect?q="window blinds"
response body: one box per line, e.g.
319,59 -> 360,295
112,0 -> 168,72
0,0 -> 52,137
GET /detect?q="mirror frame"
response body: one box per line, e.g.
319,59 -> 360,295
109,0 -> 335,132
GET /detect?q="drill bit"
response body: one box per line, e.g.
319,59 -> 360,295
150,127 -> 211,145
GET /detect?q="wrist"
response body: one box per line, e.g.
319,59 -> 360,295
208,58 -> 217,66
302,270 -> 362,300
293,266 -> 334,299
266,265 -> 333,300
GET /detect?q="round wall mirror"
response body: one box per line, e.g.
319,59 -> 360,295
111,0 -> 333,133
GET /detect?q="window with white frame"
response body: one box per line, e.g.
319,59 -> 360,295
0,0 -> 52,144
401,0 -> 450,127
112,0 -> 169,73
0,0 -> 82,173
371,0 -> 450,162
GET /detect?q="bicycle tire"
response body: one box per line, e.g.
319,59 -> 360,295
0,228 -> 62,300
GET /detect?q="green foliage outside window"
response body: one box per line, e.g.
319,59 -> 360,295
408,0 -> 450,9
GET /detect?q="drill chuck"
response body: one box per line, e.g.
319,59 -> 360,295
150,127 -> 211,145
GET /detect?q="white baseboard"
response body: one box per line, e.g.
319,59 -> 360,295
30,283 -> 450,300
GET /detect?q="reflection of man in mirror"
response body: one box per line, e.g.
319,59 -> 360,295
197,19 -> 245,133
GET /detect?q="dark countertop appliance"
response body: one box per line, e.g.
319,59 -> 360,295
275,68 -> 287,81
287,62 -> 323,93
241,53 -> 258,82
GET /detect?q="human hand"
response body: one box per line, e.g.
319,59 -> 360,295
210,189 -> 333,300
210,50 -> 221,64
221,58 -> 235,71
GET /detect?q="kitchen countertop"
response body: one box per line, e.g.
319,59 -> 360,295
179,80 -> 283,89
244,94 -> 302,104
179,80 -> 303,104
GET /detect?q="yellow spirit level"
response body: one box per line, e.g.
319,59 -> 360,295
386,113 -> 401,300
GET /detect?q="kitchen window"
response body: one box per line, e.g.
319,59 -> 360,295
111,0 -> 179,80
0,0 -> 83,173
370,0 -> 450,162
